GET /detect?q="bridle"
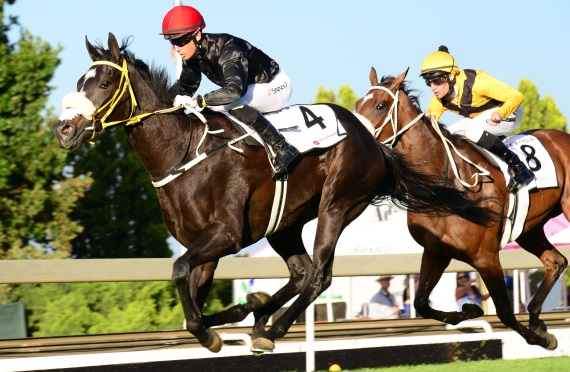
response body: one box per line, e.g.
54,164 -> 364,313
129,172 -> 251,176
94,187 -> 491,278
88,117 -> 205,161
368,85 -> 424,146
86,59 -> 182,140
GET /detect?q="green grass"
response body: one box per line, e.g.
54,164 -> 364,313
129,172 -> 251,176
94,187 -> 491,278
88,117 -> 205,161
318,356 -> 570,371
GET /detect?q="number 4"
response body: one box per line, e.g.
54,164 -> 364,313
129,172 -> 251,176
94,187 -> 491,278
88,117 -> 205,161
300,106 -> 326,130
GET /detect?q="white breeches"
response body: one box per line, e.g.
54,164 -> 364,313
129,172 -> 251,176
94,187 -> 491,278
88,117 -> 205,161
208,69 -> 292,114
445,105 -> 523,143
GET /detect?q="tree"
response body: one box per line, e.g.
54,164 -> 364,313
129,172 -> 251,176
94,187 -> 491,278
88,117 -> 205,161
11,281 -> 183,336
314,85 -> 358,111
0,0 -> 92,261
67,129 -> 172,258
516,79 -> 567,132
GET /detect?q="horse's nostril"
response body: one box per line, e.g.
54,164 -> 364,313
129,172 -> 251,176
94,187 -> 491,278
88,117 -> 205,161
61,125 -> 71,135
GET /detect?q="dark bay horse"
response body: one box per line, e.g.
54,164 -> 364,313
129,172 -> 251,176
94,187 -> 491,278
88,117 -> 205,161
52,33 -> 496,354
356,67 -> 568,350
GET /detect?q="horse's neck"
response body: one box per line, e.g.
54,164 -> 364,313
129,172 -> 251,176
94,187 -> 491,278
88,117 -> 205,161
392,110 -> 448,169
125,72 -> 239,179
127,113 -> 202,179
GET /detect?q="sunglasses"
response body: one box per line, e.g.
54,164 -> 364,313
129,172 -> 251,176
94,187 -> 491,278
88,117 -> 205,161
170,33 -> 196,48
457,276 -> 468,279
425,75 -> 448,87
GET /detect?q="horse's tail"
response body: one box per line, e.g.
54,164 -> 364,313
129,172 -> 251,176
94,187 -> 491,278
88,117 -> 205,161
374,145 -> 501,227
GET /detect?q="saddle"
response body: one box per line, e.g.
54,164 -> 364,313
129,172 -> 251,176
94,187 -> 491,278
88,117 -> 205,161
201,104 -> 350,154
465,138 -> 501,169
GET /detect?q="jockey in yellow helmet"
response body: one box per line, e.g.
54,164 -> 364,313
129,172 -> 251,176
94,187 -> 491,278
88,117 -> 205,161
420,45 -> 534,192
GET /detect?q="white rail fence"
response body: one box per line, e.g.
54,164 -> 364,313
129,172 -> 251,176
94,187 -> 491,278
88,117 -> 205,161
1,248 -> 569,372
2,248 -> 567,283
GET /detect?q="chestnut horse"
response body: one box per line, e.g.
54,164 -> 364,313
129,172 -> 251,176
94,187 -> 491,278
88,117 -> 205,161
52,33 -> 497,354
356,67 -> 568,350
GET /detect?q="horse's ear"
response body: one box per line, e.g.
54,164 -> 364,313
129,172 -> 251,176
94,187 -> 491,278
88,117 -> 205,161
369,67 -> 379,86
108,32 -> 121,62
85,36 -> 101,62
391,68 -> 409,91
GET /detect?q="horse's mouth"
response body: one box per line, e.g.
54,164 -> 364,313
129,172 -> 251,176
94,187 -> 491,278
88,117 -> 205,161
60,124 -> 73,136
53,121 -> 90,150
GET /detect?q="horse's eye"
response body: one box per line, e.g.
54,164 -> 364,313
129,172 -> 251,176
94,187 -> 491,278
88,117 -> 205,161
100,81 -> 111,89
376,103 -> 386,110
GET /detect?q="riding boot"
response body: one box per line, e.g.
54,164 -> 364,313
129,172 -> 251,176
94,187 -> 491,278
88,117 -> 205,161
230,105 -> 299,177
477,131 -> 534,192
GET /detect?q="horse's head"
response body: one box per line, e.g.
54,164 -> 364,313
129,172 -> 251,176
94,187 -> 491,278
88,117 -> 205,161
355,67 -> 411,142
53,33 -> 133,150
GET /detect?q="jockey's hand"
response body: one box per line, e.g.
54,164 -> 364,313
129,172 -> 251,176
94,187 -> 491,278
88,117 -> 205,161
487,112 -> 502,125
424,111 -> 435,121
173,95 -> 199,109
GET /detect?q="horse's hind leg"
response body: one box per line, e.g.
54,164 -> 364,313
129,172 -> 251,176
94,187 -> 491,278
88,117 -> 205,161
475,248 -> 558,350
414,250 -> 481,324
202,292 -> 272,328
516,229 -> 567,350
253,195 -> 370,353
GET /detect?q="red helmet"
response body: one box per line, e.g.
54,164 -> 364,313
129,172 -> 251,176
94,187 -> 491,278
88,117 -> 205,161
160,5 -> 206,40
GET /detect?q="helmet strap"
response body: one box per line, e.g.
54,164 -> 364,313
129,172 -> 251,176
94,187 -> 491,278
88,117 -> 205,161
191,30 -> 202,58
443,74 -> 456,100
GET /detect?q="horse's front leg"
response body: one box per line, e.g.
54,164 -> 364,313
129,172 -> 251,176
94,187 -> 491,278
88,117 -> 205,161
172,222 -> 242,353
249,226 -> 312,346
413,250 -> 478,324
173,260 -> 222,352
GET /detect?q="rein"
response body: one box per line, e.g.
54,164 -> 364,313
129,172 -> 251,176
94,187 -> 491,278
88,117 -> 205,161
370,85 -> 489,188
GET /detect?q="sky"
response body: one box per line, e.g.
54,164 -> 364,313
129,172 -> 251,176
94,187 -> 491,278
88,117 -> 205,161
4,0 -> 570,256
5,0 -> 570,123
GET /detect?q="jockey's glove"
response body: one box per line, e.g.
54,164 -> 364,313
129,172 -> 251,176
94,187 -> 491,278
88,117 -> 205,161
173,95 -> 199,109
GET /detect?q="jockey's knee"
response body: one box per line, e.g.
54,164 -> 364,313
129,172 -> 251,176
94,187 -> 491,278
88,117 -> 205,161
229,105 -> 259,124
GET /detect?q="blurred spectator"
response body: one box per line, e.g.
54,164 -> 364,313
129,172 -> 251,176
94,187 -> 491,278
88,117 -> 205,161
364,275 -> 401,319
456,272 -> 490,310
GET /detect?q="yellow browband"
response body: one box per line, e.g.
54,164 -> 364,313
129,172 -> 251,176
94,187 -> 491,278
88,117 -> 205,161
87,59 -> 180,142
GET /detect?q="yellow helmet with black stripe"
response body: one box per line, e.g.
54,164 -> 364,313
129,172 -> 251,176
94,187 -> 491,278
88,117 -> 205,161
420,45 -> 459,78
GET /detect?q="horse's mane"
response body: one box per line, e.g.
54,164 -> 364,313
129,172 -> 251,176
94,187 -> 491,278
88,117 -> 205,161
90,37 -> 173,104
378,75 -> 456,142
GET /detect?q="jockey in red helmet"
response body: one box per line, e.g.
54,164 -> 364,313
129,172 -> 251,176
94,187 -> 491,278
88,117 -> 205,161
161,5 -> 298,178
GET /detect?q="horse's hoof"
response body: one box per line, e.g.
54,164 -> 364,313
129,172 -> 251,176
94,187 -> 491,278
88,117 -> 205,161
205,330 -> 223,353
462,303 -> 484,319
544,333 -> 558,350
246,291 -> 272,309
250,337 -> 275,355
